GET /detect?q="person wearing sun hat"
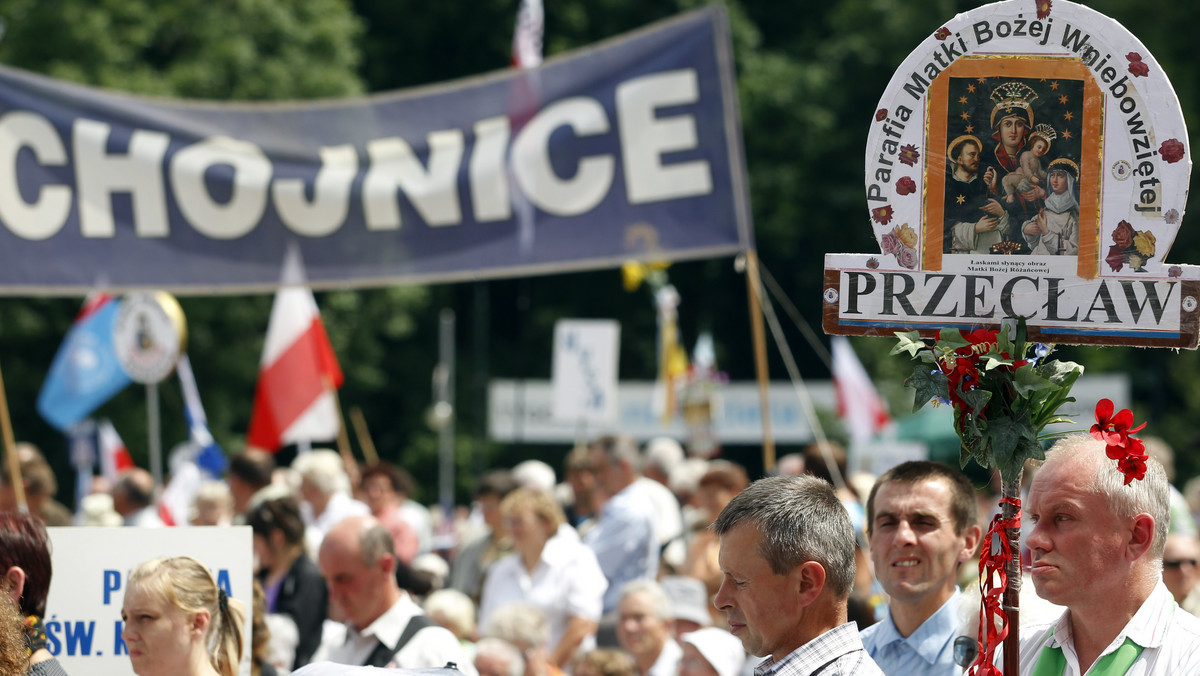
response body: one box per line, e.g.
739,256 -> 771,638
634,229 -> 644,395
679,628 -> 746,676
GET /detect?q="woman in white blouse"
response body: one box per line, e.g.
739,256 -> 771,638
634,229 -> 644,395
478,488 -> 607,668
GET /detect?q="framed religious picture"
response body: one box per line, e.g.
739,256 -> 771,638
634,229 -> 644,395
825,0 -> 1198,348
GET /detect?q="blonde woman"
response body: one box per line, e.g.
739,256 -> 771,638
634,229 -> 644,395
479,488 -> 607,667
121,556 -> 246,676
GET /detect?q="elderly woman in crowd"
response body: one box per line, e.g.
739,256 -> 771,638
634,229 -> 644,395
479,489 -> 607,667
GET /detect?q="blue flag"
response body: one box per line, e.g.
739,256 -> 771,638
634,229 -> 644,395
37,297 -> 132,431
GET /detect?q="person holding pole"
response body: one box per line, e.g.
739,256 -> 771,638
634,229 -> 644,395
1015,434 -> 1200,674
860,461 -> 981,676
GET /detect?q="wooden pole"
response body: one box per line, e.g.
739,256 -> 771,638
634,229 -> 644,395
0,359 -> 27,513
328,384 -> 355,468
744,251 -> 775,473
349,407 -> 380,466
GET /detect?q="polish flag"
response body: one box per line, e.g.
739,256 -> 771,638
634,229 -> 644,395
246,246 -> 344,452
97,419 -> 135,483
831,336 -> 891,446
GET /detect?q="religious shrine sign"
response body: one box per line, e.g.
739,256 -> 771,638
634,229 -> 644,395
823,0 -> 1196,348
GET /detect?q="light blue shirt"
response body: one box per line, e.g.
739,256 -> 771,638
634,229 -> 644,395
584,481 -> 659,613
860,590 -> 964,676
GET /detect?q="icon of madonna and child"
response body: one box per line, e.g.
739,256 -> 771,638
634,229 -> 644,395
942,79 -> 1085,257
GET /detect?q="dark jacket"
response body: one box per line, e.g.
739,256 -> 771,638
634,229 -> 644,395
258,553 -> 328,668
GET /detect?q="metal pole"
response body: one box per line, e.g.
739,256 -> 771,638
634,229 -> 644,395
437,310 -> 456,517
147,382 -> 162,490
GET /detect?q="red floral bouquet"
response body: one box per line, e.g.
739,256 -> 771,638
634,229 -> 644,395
892,318 -> 1083,476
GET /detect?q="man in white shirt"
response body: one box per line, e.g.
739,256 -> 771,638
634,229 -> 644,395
1016,434 -> 1200,675
617,580 -> 682,676
318,515 -> 475,673
860,461 -> 981,676
585,435 -> 660,615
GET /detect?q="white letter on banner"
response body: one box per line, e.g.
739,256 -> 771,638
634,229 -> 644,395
617,69 -> 712,203
171,136 -> 271,239
73,119 -> 171,238
470,116 -> 511,222
273,144 -> 357,237
363,130 -> 465,230
0,111 -> 71,240
511,97 -> 613,216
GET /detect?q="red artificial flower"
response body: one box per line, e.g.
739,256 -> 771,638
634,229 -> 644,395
876,109 -> 888,122
872,205 -> 894,225
1160,138 -> 1186,164
1036,0 -> 1052,19
899,144 -> 920,166
1117,454 -> 1147,485
1112,220 -> 1136,248
1106,244 -> 1127,272
1090,398 -> 1146,445
1129,60 -> 1149,78
934,27 -> 952,41
896,176 -> 917,195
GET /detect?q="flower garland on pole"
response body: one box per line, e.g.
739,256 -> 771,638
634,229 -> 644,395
893,319 -> 1152,674
892,317 -> 1083,675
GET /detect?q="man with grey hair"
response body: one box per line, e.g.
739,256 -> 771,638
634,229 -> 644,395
318,515 -> 474,672
617,580 -> 681,676
713,475 -> 882,675
295,449 -> 369,554
1017,434 -> 1200,674
585,435 -> 660,614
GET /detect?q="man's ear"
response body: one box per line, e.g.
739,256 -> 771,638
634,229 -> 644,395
792,561 -> 827,607
1127,514 -> 1155,561
5,566 -> 25,608
960,525 -> 984,563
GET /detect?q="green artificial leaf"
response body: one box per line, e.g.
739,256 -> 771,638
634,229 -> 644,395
959,386 -> 992,412
906,366 -> 949,412
983,354 -> 1015,371
997,319 -> 1016,356
1039,359 -> 1085,385
891,331 -> 927,358
937,330 -> 971,352
1013,363 -> 1052,398
1013,317 -> 1029,358
988,416 -> 1023,471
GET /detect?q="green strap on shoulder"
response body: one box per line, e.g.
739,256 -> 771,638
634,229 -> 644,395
1030,636 -> 1143,676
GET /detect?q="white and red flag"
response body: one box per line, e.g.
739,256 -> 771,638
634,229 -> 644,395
831,336 -> 892,447
246,246 -> 344,452
97,418 -> 135,483
511,0 -> 544,68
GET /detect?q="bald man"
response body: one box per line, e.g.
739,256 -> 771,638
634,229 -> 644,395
318,516 -> 474,672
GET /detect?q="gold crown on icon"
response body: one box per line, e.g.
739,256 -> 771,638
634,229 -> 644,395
989,82 -> 1039,128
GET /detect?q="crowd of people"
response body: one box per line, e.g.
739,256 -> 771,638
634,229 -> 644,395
3,431 -> 1200,675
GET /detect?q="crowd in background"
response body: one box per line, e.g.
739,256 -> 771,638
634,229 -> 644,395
3,431 -> 1200,676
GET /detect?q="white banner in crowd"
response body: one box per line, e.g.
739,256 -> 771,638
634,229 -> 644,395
45,526 -> 254,676
551,319 -> 621,424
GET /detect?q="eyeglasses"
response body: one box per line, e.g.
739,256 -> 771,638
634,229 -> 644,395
1164,559 -> 1199,569
953,636 -> 979,667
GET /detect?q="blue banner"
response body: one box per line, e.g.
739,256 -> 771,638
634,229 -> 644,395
0,7 -> 751,295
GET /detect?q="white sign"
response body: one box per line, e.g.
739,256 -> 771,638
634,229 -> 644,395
490,374 -> 1127,446
491,380 -> 834,443
827,0 -> 1199,349
551,320 -> 620,423
45,526 -> 254,676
